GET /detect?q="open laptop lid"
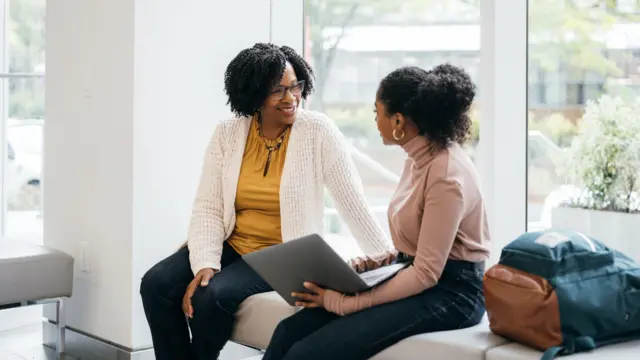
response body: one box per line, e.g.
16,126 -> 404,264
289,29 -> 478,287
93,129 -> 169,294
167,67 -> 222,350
242,234 -> 368,306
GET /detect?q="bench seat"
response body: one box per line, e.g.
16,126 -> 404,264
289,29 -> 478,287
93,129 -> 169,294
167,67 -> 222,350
231,292 -> 297,349
486,341 -> 640,360
0,241 -> 74,306
371,317 -> 509,360
230,291 -> 509,359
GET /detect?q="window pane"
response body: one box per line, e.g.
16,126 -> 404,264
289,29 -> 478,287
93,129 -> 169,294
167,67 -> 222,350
6,77 -> 44,239
5,0 -> 45,239
527,0 -> 640,255
304,0 -> 481,254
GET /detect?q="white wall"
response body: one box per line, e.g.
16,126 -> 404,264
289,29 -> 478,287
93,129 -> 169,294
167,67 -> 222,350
45,0 -> 136,347
130,0 -> 270,348
45,0 -> 270,349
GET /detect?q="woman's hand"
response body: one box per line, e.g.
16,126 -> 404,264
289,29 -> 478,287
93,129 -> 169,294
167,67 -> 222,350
348,250 -> 399,274
348,256 -> 368,274
292,282 -> 328,309
182,268 -> 217,318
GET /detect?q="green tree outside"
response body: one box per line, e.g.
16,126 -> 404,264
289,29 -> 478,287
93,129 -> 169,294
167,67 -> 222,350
8,0 -> 45,119
304,0 -> 640,142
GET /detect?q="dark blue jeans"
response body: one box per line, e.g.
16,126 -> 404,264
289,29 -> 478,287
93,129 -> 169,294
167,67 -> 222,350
262,260 -> 485,360
140,242 -> 271,360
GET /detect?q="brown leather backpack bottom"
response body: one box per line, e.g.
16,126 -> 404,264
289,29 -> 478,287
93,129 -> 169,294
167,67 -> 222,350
484,264 -> 563,350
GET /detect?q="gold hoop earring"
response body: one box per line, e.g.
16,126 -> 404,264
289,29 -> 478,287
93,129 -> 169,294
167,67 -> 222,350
393,128 -> 405,141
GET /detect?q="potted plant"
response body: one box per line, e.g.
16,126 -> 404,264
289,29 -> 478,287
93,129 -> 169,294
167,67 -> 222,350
551,95 -> 640,260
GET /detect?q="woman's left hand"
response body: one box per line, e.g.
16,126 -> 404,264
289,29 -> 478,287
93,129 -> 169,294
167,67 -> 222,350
292,282 -> 329,309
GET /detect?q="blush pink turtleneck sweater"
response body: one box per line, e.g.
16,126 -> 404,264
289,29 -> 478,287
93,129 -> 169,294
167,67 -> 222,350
324,136 -> 491,315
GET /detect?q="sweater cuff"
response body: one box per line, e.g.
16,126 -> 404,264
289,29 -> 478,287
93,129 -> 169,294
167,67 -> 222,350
323,289 -> 346,315
190,261 -> 220,276
324,289 -> 364,316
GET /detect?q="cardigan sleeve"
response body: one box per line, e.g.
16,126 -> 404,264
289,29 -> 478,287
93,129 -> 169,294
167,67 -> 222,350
321,117 -> 391,255
187,124 -> 227,275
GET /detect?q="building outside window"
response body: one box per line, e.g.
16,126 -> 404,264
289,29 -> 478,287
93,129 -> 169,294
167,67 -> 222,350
301,0 -> 640,239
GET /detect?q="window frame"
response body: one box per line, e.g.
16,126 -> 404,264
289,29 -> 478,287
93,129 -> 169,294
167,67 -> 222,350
0,0 -> 8,235
0,0 -> 46,237
477,0 -> 528,262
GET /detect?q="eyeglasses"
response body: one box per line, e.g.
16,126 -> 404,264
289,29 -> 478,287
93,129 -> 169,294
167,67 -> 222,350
269,80 -> 305,100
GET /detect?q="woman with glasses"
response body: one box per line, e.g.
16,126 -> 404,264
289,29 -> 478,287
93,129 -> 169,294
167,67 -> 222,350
139,43 -> 390,360
261,64 -> 490,360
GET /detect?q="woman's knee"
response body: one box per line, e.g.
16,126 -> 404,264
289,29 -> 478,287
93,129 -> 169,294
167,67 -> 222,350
140,265 -> 162,300
139,261 -> 182,304
140,248 -> 191,302
191,279 -> 253,315
190,283 -> 231,315
271,317 -> 296,344
262,317 -> 300,360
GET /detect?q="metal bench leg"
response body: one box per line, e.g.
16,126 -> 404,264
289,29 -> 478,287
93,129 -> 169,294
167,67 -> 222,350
56,299 -> 66,355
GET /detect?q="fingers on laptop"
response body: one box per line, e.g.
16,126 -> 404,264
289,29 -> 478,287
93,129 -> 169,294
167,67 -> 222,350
292,282 -> 326,308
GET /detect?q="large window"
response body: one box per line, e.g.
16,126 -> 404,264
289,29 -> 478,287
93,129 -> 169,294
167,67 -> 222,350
300,0 -> 481,252
527,0 -> 640,229
2,0 -> 44,239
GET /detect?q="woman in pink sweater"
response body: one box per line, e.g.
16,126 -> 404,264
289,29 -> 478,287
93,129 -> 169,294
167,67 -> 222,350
262,64 -> 491,360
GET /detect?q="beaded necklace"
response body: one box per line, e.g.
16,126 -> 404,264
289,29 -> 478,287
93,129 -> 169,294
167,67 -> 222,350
256,114 -> 290,177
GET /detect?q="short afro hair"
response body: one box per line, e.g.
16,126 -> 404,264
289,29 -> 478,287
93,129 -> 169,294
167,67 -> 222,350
224,43 -> 315,117
377,64 -> 476,149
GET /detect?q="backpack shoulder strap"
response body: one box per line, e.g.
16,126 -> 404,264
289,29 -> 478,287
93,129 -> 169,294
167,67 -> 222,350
540,336 -> 597,360
541,346 -> 564,360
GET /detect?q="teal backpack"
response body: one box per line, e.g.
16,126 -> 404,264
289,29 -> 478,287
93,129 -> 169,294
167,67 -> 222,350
484,229 -> 640,359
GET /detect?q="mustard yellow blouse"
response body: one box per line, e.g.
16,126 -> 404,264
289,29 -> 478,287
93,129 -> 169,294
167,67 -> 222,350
226,117 -> 290,255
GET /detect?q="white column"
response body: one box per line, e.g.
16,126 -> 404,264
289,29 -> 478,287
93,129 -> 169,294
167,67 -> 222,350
478,0 -> 528,264
44,0 -> 270,349
271,0 -> 304,52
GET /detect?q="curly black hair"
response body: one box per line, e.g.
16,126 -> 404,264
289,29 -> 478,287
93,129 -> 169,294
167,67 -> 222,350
223,43 -> 315,117
377,64 -> 476,148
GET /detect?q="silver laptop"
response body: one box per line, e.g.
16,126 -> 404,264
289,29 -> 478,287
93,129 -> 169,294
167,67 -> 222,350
242,234 -> 410,306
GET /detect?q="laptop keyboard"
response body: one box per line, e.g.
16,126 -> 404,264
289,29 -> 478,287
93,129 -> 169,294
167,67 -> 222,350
358,262 -> 409,286
360,271 -> 387,284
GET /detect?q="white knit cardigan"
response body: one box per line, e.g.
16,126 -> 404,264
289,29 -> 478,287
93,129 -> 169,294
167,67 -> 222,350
187,109 -> 390,274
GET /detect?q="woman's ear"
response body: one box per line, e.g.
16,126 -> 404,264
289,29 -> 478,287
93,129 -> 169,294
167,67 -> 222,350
394,113 -> 406,129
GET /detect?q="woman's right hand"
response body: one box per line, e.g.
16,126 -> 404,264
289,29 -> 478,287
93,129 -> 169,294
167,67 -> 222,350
182,268 -> 217,318
348,256 -> 368,274
348,250 -> 399,274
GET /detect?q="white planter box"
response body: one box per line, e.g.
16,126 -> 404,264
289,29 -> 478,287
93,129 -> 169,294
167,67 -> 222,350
551,207 -> 640,262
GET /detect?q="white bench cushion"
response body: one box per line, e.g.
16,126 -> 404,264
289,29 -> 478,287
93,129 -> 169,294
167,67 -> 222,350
371,317 -> 509,360
0,241 -> 74,305
231,292 -> 297,349
487,341 -> 640,360
230,292 -> 510,360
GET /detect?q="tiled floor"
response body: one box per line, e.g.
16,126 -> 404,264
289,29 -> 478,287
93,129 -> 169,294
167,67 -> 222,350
0,323 -> 77,360
0,323 -> 260,360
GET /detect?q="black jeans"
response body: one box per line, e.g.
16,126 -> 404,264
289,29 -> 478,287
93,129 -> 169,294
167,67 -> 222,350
262,260 -> 486,360
140,242 -> 271,360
